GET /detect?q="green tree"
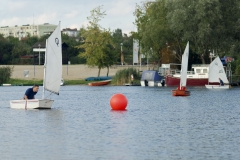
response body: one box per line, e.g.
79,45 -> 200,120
38,34 -> 50,42
166,0 -> 240,64
78,6 -> 116,76
62,34 -> 84,64
122,34 -> 133,65
0,66 -> 13,84
112,29 -> 123,63
112,29 -> 133,65
23,35 -> 39,46
11,42 -> 31,64
0,36 -> 15,64
134,0 -> 174,66
233,44 -> 240,75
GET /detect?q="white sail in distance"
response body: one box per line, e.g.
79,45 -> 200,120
180,42 -> 189,87
43,22 -> 62,95
208,56 -> 229,83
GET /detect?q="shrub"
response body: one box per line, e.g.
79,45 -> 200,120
0,66 -> 13,84
111,68 -> 141,86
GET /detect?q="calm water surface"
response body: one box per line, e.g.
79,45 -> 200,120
0,86 -> 240,159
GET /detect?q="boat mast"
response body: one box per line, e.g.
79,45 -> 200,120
42,39 -> 47,99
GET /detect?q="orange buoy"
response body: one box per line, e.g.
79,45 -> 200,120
110,93 -> 128,110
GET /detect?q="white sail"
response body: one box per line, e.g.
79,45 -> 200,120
43,22 -> 62,95
180,42 -> 189,87
10,22 -> 62,109
208,56 -> 229,83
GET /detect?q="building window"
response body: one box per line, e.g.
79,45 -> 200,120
203,69 -> 208,73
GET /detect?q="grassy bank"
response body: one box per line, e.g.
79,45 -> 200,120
7,78 -> 43,86
3,78 -> 89,86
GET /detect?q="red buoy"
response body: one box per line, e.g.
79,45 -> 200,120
110,93 -> 128,110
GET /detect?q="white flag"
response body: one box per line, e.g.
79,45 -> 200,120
133,39 -> 139,64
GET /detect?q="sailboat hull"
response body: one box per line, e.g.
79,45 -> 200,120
166,75 -> 208,86
10,99 -> 54,109
205,85 -> 230,89
172,89 -> 190,96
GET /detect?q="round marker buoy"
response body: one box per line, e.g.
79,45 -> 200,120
110,93 -> 128,110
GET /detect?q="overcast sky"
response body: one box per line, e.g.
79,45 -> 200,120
0,0 -> 144,35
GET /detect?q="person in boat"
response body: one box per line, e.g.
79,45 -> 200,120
24,84 -> 39,100
219,78 -> 224,86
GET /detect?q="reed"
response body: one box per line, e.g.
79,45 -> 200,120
111,68 -> 141,86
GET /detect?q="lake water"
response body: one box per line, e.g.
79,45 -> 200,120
0,85 -> 240,159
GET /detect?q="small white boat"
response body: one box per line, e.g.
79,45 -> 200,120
140,70 -> 165,87
10,22 -> 62,109
10,99 -> 53,109
205,85 -> 230,89
205,56 -> 230,89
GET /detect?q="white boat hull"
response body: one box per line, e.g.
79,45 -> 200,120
140,81 -> 164,87
205,85 -> 230,89
10,99 -> 54,109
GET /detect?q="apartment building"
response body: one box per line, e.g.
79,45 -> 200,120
62,28 -> 78,37
0,23 -> 57,39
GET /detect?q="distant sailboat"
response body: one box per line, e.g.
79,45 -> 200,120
172,42 -> 190,96
205,56 -> 230,89
10,22 -> 62,109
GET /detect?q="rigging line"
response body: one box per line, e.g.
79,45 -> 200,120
46,78 -> 60,86
48,44 -> 61,63
44,92 -> 53,99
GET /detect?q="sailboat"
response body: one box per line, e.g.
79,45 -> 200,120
10,22 -> 62,109
205,56 -> 230,89
172,42 -> 190,96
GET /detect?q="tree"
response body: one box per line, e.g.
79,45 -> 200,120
134,0 -> 174,66
133,0 -> 240,70
78,6 -> 116,77
23,35 -> 39,46
11,42 -> 31,64
112,29 -> 123,63
112,29 -> 133,65
38,34 -> 50,42
0,35 -> 15,64
166,0 -> 240,64
62,34 -> 83,64
0,66 -> 13,83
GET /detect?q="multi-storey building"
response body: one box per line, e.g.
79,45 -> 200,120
0,23 -> 57,39
62,28 -> 78,37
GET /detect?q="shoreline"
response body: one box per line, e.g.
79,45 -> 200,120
2,64 -> 149,80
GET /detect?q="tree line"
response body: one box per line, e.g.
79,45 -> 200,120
0,33 -> 81,65
132,0 -> 240,74
0,8 -> 134,76
2,1 -> 239,76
